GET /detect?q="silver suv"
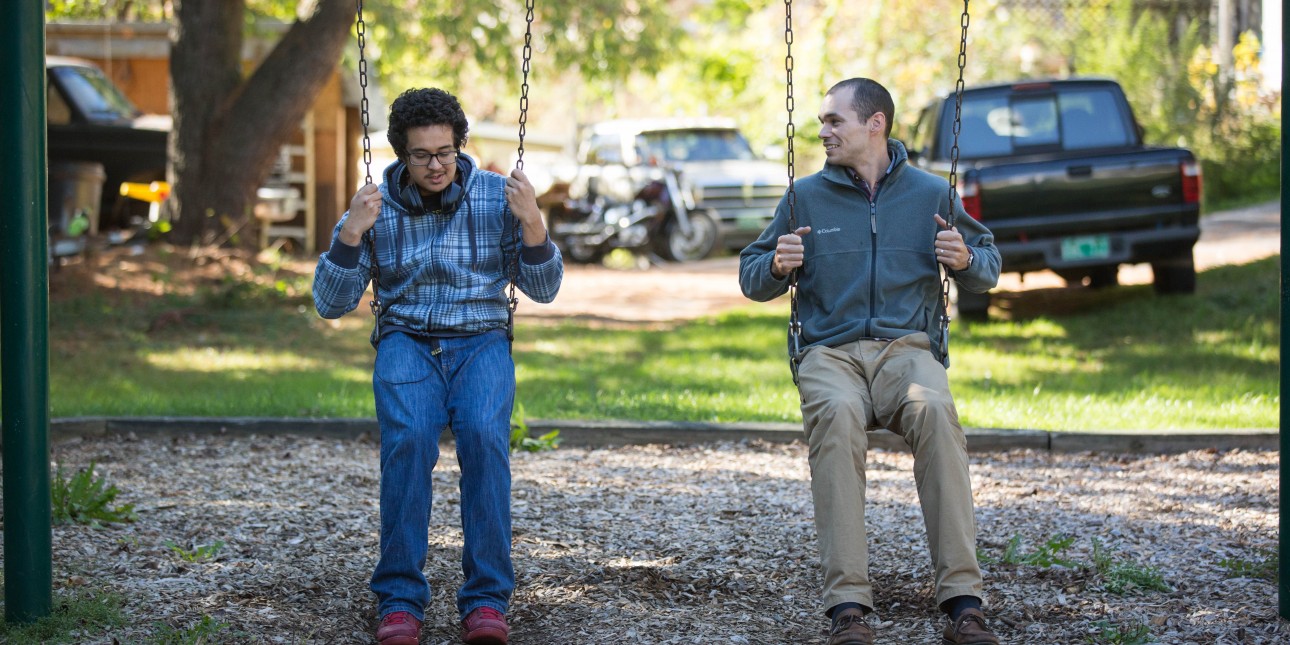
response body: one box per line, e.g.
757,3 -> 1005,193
569,118 -> 789,259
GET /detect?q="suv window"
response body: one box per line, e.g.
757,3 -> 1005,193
637,129 -> 755,163
583,133 -> 624,165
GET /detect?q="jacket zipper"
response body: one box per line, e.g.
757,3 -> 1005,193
867,194 -> 878,338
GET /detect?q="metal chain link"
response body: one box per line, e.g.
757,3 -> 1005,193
515,0 -> 534,171
784,0 -> 803,384
506,0 -> 536,345
939,0 -> 971,362
356,0 -> 373,187
355,0 -> 381,318
946,1 -> 970,228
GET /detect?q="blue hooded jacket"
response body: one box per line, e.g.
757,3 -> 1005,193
313,152 -> 562,340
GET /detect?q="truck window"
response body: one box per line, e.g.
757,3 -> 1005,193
49,65 -> 139,123
47,80 -> 72,125
1058,89 -> 1132,150
910,105 -> 938,159
1009,97 -> 1059,147
948,90 -> 1129,158
948,95 -> 1011,159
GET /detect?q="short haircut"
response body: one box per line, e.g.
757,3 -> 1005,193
386,88 -> 470,159
827,78 -> 895,138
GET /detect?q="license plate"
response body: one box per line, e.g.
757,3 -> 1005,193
1060,235 -> 1111,261
737,217 -> 765,230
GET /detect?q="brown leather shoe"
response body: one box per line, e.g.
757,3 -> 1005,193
941,608 -> 1000,645
827,607 -> 875,645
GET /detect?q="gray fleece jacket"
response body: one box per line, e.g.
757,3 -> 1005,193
738,139 -> 1000,365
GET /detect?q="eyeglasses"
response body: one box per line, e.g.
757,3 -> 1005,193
407,150 -> 459,167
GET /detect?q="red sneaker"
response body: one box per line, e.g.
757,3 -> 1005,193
460,606 -> 510,644
376,611 -> 421,645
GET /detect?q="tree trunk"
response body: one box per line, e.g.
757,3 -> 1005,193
168,0 -> 354,246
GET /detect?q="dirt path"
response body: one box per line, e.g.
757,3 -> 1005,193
520,201 -> 1280,324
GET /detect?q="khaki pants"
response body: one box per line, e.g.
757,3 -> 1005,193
798,333 -> 983,612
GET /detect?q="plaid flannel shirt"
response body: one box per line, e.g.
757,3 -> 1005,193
313,156 -> 562,336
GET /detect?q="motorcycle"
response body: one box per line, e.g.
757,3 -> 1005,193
545,166 -> 720,264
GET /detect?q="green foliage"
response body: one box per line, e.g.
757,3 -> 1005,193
149,615 -> 238,645
1179,29 -> 1281,210
1092,539 -> 1171,595
997,534 -> 1081,568
46,0 -> 170,21
510,402 -> 560,453
986,535 -> 1171,603
164,539 -> 226,563
1086,620 -> 1153,645
1218,547 -> 1278,582
356,0 -> 682,115
51,462 -> 137,526
0,587 -> 127,644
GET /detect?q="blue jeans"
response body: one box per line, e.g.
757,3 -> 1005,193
370,329 -> 515,621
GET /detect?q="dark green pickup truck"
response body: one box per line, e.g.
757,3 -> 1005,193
908,78 -> 1202,318
47,56 -> 169,232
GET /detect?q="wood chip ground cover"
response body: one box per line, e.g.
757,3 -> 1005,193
6,436 -> 1283,644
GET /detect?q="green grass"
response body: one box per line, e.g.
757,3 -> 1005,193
49,256 -> 1279,431
0,586 -> 127,644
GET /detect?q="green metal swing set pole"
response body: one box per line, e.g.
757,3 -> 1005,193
1,1 -> 52,625
1279,0 -> 1288,621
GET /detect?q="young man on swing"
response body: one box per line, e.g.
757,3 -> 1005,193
739,78 -> 1002,645
314,88 -> 562,645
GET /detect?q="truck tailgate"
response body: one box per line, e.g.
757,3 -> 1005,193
975,148 -> 1194,235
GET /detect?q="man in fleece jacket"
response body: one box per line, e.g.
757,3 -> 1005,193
739,78 -> 1001,645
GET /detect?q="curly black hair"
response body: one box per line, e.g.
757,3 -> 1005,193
386,88 -> 470,160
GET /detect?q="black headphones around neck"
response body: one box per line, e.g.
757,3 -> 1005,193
400,163 -> 463,216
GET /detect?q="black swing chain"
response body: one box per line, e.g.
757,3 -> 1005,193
355,0 -> 382,318
784,0 -> 804,385
506,0 -> 535,346
937,0 -> 970,363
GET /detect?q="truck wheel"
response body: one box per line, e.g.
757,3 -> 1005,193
658,209 -> 720,262
1152,254 -> 1196,294
955,290 -> 991,321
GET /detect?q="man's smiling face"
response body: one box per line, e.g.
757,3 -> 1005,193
818,86 -> 882,170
